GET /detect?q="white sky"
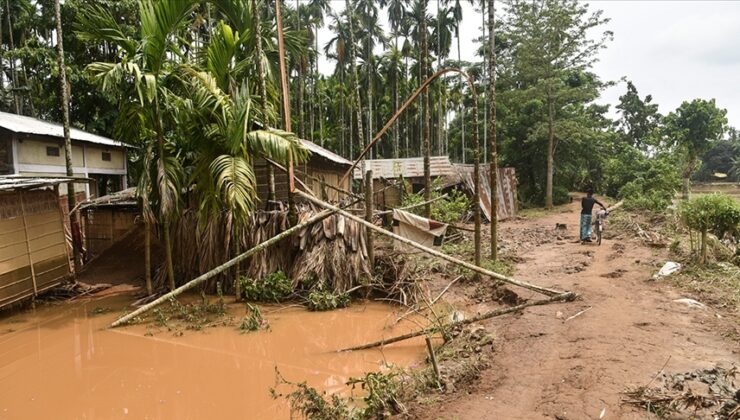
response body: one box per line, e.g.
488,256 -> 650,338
315,1 -> 740,128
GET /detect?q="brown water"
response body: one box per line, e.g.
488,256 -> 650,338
0,294 -> 425,419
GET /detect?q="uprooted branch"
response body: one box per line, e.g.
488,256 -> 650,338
339,291 -> 576,352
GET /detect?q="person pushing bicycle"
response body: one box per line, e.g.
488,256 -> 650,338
580,188 -> 606,243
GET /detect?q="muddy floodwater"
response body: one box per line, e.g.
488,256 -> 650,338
0,293 -> 426,419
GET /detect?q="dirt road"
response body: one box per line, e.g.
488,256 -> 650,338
422,200 -> 738,419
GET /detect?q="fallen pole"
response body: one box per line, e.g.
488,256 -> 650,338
340,291 -> 576,352
297,190 -> 566,297
109,207 -> 338,328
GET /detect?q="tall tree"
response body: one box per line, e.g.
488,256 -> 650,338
502,0 -> 611,208
664,98 -> 728,199
54,0 -> 81,272
345,0 -> 364,160
616,81 -> 662,150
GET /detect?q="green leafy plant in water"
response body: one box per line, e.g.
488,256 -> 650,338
239,271 -> 294,302
240,303 -> 268,333
306,290 -> 350,311
273,369 -> 403,419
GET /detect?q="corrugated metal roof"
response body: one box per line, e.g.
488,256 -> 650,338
301,139 -> 352,166
0,111 -> 129,148
0,175 -> 92,191
354,156 -> 455,180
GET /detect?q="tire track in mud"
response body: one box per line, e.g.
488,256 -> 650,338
420,202 -> 738,420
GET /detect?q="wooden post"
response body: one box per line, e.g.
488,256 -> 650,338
18,190 -> 38,295
365,170 -> 374,268
110,207 -> 340,328
425,336 -> 441,386
297,190 -> 565,297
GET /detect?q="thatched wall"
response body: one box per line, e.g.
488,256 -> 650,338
162,206 -> 370,293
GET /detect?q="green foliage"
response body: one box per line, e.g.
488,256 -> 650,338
239,271 -> 294,303
401,180 -> 470,224
552,186 -> 571,206
680,194 -> 740,239
480,259 -> 515,277
274,370 -> 402,420
306,290 -> 351,312
239,304 -> 269,333
616,154 -> 681,212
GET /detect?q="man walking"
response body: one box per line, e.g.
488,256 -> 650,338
581,188 -> 606,243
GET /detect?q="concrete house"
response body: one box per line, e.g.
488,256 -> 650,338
0,111 -> 129,199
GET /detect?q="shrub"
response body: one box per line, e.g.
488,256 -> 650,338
306,290 -> 350,311
552,185 -> 570,206
240,304 -> 268,332
401,179 -> 470,224
239,271 -> 294,302
679,193 -> 740,264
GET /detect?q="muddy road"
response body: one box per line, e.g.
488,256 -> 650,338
0,297 -> 424,419
419,200 -> 739,419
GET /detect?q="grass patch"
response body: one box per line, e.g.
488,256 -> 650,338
669,263 -> 740,311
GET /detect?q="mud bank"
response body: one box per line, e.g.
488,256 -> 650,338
0,295 -> 425,419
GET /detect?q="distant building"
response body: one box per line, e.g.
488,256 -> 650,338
0,111 -> 129,199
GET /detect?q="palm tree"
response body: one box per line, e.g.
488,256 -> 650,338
344,0 -> 364,160
382,0 -> 408,158
79,0 -> 195,290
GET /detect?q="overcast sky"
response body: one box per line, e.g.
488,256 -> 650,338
316,1 -> 740,128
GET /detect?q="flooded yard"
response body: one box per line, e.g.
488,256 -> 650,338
0,294 -> 425,419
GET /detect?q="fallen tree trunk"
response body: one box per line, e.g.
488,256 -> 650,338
340,291 -> 576,352
296,190 -> 566,297
109,207 -> 338,328
607,200 -> 624,212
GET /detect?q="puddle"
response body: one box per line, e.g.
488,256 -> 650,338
0,295 -> 425,419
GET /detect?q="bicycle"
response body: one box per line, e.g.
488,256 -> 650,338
594,208 -> 608,245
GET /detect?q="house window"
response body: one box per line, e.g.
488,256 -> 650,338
46,146 -> 60,157
102,151 -> 111,161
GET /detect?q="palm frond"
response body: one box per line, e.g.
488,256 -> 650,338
210,155 -> 257,221
74,3 -> 138,55
246,129 -> 310,164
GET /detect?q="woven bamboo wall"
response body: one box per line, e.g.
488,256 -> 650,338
83,208 -> 138,258
0,189 -> 70,308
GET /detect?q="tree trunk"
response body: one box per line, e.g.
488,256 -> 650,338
346,0 -> 364,161
296,0 -> 304,139
458,30 -> 465,163
545,89 -> 555,209
472,79 -> 481,269
488,0 -> 498,260
144,220 -> 153,295
54,0 -> 81,274
252,0 -> 276,205
275,0 -> 296,224
6,0 -> 19,114
421,0 -> 432,219
481,0 -> 487,164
